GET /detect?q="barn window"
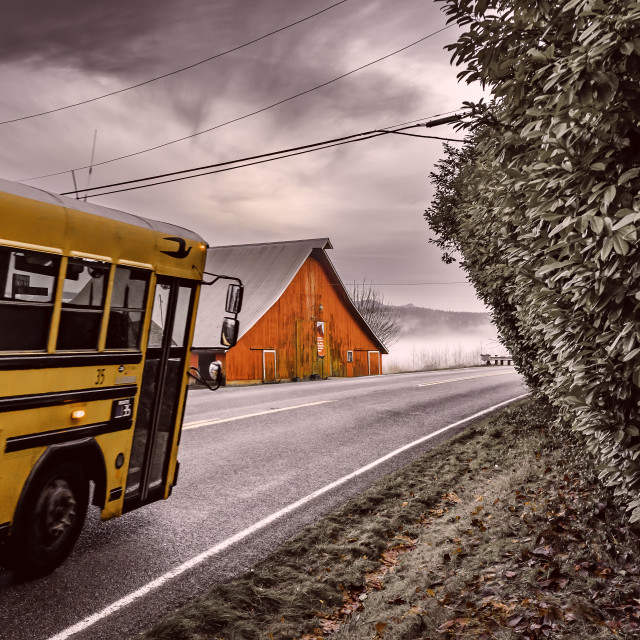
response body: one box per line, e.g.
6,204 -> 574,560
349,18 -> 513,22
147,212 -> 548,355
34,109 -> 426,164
347,350 -> 353,363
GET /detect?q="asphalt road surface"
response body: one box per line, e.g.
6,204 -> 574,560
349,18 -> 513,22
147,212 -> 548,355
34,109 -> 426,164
0,367 -> 526,640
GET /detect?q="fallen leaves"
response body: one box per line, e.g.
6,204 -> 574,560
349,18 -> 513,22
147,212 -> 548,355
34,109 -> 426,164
297,402 -> 640,640
414,465 -> 640,639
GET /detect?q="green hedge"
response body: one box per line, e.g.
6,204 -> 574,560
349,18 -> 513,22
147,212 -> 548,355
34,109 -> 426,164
425,0 -> 640,519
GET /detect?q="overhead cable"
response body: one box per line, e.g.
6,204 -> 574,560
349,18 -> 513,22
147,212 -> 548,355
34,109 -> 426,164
62,130 -> 389,195
63,115 -> 466,198
0,1 -> 349,126
22,23 -> 453,182
379,130 -> 463,141
79,131 -> 391,198
324,281 -> 470,285
382,110 -> 464,129
64,118 -> 465,196
356,282 -> 469,285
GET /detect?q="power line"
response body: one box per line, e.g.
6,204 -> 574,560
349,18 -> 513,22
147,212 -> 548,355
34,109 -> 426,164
63,116 -> 465,197
74,125 -> 462,198
0,1 -> 349,126
21,24 -> 454,182
325,281 -> 469,285
382,110 -> 463,129
63,114 -> 466,198
378,130 -> 463,141
62,129 -> 390,196
364,282 -> 469,285
82,131 -> 391,198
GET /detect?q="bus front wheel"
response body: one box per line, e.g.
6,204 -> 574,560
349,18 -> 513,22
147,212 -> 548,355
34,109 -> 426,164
4,461 -> 89,577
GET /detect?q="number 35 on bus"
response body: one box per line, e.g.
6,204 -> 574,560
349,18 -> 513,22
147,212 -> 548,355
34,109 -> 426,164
0,178 -> 242,576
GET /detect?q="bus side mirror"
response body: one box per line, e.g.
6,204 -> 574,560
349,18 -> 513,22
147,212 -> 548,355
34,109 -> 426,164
220,317 -> 239,347
225,284 -> 243,314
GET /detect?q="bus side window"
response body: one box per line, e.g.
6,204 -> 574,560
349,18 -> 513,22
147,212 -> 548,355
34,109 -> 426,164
106,266 -> 150,349
0,247 -> 60,351
147,283 -> 171,348
171,285 -> 194,346
57,258 -> 110,350
147,283 -> 193,349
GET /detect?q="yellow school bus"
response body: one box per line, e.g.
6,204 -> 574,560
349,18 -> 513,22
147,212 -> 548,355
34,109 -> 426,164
0,177 -> 241,576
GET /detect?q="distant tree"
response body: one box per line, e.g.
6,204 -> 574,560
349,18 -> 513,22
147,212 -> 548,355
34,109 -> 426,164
349,281 -> 402,348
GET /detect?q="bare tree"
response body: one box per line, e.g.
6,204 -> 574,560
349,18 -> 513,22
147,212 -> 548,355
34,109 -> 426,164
348,280 -> 402,347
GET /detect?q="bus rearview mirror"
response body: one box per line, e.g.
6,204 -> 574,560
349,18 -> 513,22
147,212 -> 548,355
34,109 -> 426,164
225,284 -> 243,314
220,317 -> 239,347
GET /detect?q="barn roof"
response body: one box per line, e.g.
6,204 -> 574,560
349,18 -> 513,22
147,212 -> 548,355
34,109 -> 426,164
0,177 -> 205,242
193,238 -> 388,353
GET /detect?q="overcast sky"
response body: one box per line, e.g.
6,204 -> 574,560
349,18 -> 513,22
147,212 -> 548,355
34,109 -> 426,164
0,0 -> 486,312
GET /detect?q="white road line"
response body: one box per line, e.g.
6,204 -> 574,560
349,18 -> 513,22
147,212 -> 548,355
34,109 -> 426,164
47,392 -> 529,640
183,400 -> 335,430
184,374 -> 515,431
417,371 -> 515,387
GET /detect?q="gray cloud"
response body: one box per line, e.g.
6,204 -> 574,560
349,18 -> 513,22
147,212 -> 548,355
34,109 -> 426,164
0,0 -> 486,319
0,1 -> 171,72
0,1 -> 342,74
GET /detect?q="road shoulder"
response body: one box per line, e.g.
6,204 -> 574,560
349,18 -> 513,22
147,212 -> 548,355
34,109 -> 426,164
141,398 -> 640,639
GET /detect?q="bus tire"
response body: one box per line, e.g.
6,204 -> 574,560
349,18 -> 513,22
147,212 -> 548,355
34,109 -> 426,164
6,460 -> 89,577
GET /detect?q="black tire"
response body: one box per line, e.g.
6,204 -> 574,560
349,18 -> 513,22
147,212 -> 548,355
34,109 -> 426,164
3,460 -> 89,578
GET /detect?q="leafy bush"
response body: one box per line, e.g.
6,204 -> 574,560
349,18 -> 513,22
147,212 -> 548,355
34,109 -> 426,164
425,0 -> 640,519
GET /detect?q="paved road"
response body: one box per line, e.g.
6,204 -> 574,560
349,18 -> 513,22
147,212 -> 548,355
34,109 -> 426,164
0,367 -> 525,640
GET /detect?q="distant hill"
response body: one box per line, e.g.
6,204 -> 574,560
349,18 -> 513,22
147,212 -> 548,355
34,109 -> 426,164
382,304 -> 500,370
392,304 -> 493,339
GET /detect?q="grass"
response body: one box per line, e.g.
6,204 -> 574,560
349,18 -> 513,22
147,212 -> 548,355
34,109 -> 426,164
141,399 -> 640,639
385,345 -> 482,373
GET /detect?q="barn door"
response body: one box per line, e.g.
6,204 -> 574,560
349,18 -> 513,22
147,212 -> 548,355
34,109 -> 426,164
368,350 -> 381,376
346,350 -> 354,377
353,350 -> 368,377
263,349 -> 277,383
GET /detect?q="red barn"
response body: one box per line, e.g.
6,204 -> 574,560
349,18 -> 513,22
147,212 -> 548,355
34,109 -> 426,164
192,238 -> 387,384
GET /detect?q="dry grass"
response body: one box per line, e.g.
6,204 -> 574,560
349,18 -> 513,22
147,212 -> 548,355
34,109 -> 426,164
385,345 -> 482,373
141,400 -> 640,640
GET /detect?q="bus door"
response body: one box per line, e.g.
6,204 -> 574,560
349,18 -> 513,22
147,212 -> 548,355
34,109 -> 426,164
124,276 -> 195,509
